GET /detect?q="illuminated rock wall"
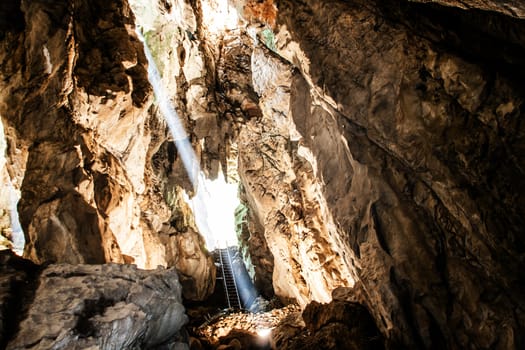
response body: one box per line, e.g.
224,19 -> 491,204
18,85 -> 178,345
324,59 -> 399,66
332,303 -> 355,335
0,0 -> 215,300
1,0 -> 524,348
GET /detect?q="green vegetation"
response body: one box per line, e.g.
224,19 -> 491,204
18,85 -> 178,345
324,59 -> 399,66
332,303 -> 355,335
234,202 -> 249,240
143,25 -> 183,76
260,28 -> 276,52
234,201 -> 256,279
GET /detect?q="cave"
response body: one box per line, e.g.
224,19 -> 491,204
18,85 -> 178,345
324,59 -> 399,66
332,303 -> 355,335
0,0 -> 524,349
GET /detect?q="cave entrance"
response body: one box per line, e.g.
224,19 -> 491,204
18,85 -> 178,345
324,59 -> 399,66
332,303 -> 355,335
137,28 -> 260,311
183,172 -> 239,251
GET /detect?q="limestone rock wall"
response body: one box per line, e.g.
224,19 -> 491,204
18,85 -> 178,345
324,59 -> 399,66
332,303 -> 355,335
0,0 -> 152,266
237,46 -> 357,306
273,0 -> 525,348
129,1 -> 524,347
0,0 -> 215,300
185,0 -> 525,347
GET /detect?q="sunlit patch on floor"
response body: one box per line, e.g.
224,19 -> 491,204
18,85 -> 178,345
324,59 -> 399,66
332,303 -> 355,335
191,304 -> 299,348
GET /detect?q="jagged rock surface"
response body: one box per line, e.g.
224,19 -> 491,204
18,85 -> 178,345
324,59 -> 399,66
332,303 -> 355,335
0,0 -> 152,265
0,0 -> 215,300
5,259 -> 188,349
271,296 -> 384,350
273,0 -> 525,348
236,45 -> 356,306
1,0 -> 525,349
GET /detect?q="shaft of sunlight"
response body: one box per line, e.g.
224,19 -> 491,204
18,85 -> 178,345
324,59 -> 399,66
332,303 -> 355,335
136,28 -> 214,246
136,29 -> 199,185
137,28 -> 243,250
136,15 -> 265,313
183,172 -> 239,250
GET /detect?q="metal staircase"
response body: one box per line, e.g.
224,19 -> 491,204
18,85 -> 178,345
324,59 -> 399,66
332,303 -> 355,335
218,248 -> 241,309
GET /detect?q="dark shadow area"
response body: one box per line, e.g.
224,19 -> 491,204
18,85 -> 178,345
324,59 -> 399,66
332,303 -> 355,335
0,0 -> 24,39
74,297 -> 117,338
380,0 -> 525,84
0,250 -> 42,348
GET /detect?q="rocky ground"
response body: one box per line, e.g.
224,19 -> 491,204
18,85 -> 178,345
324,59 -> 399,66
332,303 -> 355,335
188,305 -> 298,349
186,287 -> 384,350
185,300 -> 385,350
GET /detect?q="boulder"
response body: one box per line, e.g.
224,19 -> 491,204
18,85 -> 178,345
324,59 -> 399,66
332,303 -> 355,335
5,261 -> 188,349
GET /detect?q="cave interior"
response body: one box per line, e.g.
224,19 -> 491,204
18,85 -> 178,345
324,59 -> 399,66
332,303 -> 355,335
0,0 -> 524,349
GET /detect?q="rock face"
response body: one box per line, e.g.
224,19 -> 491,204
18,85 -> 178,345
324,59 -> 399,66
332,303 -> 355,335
1,0 -> 525,349
273,0 -> 525,347
0,0 -> 215,300
1,251 -> 188,349
271,293 -> 384,350
236,46 -> 357,306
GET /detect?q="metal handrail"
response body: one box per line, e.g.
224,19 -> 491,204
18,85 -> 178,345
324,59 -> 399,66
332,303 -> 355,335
218,248 -> 232,308
218,246 -> 241,309
224,247 -> 242,309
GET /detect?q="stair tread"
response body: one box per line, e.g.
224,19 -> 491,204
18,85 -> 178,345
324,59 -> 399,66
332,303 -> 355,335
218,248 -> 241,309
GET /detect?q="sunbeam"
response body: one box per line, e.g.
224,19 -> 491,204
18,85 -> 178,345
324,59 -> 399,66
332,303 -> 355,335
137,24 -> 263,316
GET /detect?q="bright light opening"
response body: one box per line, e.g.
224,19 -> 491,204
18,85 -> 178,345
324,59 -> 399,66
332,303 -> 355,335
256,328 -> 272,338
183,171 -> 239,250
137,28 -> 242,252
8,183 -> 24,255
201,0 -> 240,34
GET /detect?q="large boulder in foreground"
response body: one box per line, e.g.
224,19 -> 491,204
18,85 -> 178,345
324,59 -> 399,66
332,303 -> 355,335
271,292 -> 384,350
3,255 -> 188,349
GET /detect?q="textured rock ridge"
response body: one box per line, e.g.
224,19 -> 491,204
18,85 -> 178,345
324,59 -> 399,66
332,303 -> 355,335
0,252 -> 188,349
236,45 -> 357,306
273,0 -> 525,348
0,0 -> 216,302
